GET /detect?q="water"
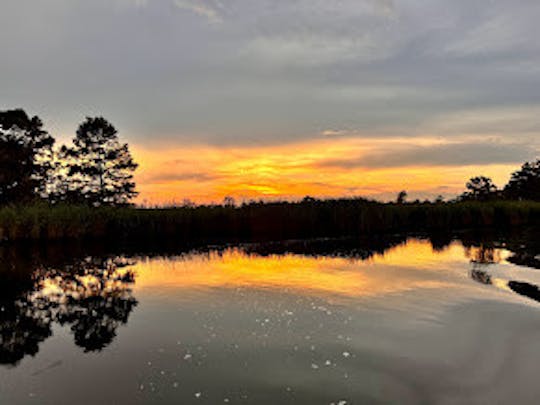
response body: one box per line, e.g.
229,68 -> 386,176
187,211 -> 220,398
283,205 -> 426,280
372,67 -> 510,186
1,234 -> 540,404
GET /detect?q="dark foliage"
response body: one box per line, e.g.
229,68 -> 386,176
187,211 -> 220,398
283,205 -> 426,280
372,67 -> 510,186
59,117 -> 138,206
0,109 -> 54,204
504,159 -> 540,201
396,190 -> 407,204
461,176 -> 498,201
0,199 -> 538,243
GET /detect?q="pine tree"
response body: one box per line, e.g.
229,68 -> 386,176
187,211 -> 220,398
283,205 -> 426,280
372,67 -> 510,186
61,117 -> 138,206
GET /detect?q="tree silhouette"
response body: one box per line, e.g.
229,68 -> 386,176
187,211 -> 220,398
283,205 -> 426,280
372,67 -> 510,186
396,190 -> 407,204
60,117 -> 138,206
504,159 -> 540,201
0,271 -> 53,365
0,254 -> 138,365
0,109 -> 54,204
462,176 -> 497,201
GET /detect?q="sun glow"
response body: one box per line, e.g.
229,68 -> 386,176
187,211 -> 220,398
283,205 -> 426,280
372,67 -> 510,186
132,136 -> 519,205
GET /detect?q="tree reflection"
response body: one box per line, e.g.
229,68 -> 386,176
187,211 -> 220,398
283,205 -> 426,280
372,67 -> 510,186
465,238 -> 540,304
0,292 -> 53,365
465,244 -> 502,265
0,255 -> 137,366
470,268 -> 492,286
508,281 -> 540,303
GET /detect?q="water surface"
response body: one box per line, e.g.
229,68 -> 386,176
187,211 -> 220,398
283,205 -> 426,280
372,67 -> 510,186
1,235 -> 540,404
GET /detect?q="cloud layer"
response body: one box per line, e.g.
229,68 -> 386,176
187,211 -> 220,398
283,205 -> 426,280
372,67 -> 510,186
133,137 -> 535,204
1,0 -> 539,145
1,0 -> 539,202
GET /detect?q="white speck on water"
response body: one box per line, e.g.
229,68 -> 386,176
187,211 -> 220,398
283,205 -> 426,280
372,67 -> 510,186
139,384 -> 144,391
184,354 -> 192,360
343,352 -> 351,358
160,370 -> 165,375
195,392 -> 202,398
311,363 -> 319,369
147,361 -> 152,366
173,382 -> 179,388
325,360 -> 332,366
224,399 -> 230,403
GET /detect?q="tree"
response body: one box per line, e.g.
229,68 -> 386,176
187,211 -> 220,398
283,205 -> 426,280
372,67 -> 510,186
462,176 -> 497,201
61,117 -> 138,206
0,109 -> 54,204
504,159 -> 540,201
396,190 -> 407,204
223,196 -> 236,207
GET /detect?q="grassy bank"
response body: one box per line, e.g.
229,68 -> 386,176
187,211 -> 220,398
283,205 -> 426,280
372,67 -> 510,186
0,199 -> 539,242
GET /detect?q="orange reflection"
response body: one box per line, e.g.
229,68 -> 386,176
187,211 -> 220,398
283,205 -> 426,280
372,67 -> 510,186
368,239 -> 467,267
131,243 -> 463,299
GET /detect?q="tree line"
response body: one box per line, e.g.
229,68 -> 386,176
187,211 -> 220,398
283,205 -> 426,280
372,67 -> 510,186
461,161 -> 540,202
397,162 -> 540,204
0,109 -> 137,206
1,108 -> 538,208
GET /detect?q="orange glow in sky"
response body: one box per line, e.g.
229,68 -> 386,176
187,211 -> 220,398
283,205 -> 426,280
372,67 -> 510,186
132,136 -> 520,205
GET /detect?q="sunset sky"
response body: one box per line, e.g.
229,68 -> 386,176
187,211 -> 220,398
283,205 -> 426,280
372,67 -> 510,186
1,0 -> 539,204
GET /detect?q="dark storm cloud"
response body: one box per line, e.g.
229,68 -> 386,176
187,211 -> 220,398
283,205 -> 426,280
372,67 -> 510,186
0,0 -> 539,145
318,141 -> 538,169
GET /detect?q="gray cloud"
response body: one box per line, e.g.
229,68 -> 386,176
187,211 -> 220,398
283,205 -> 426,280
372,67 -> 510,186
318,141 -> 539,169
0,0 -> 539,146
142,171 -> 218,184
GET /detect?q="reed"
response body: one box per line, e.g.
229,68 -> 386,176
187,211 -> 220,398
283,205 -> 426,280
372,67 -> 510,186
0,199 -> 538,242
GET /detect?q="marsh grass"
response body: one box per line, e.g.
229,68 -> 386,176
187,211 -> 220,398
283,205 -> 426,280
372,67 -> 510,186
0,199 -> 539,242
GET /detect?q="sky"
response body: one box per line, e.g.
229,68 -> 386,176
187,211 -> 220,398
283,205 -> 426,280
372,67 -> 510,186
1,0 -> 539,204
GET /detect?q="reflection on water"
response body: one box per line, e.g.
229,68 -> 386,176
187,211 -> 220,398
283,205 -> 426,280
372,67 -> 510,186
467,243 -> 540,303
132,243 -> 453,300
1,232 -> 540,403
0,255 -> 137,365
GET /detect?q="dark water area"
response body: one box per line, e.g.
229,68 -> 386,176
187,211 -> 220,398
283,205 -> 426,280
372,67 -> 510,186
1,230 -> 540,404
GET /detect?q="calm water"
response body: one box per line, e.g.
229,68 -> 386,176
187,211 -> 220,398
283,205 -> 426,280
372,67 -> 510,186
1,235 -> 540,404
